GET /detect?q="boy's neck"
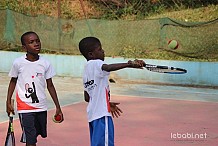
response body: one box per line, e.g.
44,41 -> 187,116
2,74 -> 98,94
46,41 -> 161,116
87,58 -> 104,61
26,53 -> 39,62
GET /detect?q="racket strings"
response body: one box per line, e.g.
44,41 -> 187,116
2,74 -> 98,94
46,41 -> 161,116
147,67 -> 165,73
146,67 -> 186,73
5,117 -> 15,146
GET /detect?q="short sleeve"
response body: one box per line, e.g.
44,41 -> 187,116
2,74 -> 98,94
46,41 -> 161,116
94,60 -> 110,78
8,60 -> 19,78
45,61 -> 56,79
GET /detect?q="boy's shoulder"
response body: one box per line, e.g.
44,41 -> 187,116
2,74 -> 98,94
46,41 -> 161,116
38,55 -> 52,66
85,59 -> 105,70
13,55 -> 25,63
39,55 -> 49,61
86,59 -> 104,67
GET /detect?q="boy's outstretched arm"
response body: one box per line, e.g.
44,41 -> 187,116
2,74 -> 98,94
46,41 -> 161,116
46,78 -> 64,121
6,77 -> 17,116
102,59 -> 145,72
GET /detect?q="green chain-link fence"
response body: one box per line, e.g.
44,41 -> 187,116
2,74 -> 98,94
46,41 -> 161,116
0,9 -> 217,61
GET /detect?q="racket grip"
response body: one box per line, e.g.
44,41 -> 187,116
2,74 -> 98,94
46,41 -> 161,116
9,112 -> 13,117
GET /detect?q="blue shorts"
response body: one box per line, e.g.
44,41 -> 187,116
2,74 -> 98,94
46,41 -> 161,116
89,116 -> 114,146
18,111 -> 47,145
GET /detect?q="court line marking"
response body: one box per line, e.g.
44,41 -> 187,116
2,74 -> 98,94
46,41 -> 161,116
130,85 -> 218,95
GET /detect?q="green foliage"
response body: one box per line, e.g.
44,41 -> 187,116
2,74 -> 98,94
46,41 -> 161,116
1,0 -> 217,20
90,0 -> 218,20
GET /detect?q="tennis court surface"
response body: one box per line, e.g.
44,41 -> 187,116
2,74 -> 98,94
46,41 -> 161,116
0,73 -> 218,146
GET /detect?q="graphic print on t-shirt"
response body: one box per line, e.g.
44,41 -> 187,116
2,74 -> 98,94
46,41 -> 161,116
84,79 -> 97,90
84,79 -> 97,101
24,75 -> 39,103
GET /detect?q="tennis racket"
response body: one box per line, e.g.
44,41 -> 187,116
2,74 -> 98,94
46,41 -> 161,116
144,64 -> 187,74
5,100 -> 15,146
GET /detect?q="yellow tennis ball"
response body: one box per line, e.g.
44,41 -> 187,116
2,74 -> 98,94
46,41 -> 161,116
168,40 -> 179,49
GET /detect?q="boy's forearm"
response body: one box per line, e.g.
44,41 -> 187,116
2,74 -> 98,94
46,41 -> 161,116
48,86 -> 61,109
6,78 -> 17,115
47,79 -> 61,109
102,60 -> 145,72
51,94 -> 60,108
7,86 -> 15,102
6,78 -> 17,102
102,63 -> 131,72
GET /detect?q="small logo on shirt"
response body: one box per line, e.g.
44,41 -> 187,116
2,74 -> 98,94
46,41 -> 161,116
84,80 -> 94,88
36,72 -> 43,77
84,80 -> 97,91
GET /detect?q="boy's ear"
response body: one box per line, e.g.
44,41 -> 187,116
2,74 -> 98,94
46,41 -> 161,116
88,52 -> 94,58
22,45 -> 27,51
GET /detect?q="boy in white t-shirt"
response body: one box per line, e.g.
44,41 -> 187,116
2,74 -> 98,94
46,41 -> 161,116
6,31 -> 64,146
79,37 -> 145,146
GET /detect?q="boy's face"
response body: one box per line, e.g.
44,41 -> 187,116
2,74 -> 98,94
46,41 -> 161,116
22,33 -> 41,55
90,45 -> 105,61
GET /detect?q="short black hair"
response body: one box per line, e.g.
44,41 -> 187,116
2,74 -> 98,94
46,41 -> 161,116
21,31 -> 38,45
79,37 -> 101,60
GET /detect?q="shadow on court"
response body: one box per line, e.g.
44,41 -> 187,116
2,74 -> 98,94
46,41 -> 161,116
0,73 -> 218,146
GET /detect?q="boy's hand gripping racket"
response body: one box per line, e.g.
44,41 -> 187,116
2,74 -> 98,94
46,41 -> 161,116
5,99 -> 15,146
144,64 -> 187,74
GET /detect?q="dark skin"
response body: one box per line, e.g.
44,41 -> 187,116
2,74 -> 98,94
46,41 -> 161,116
84,45 -> 145,118
6,33 -> 63,146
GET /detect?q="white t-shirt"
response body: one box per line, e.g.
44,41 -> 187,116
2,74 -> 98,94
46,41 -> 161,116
9,55 -> 55,113
83,59 -> 111,122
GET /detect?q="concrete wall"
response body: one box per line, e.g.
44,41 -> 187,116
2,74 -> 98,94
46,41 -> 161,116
1,51 -> 217,87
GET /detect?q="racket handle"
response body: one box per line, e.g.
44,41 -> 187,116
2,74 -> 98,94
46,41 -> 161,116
9,112 -> 13,117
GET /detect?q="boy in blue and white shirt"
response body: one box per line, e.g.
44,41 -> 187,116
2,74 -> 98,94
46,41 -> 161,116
79,37 -> 145,146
